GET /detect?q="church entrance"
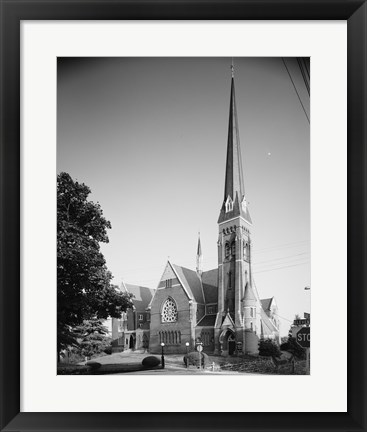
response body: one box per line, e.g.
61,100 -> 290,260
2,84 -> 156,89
228,334 -> 236,355
219,329 -> 236,356
129,335 -> 135,349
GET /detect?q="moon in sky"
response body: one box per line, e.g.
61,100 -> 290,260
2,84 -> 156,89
267,152 -> 271,156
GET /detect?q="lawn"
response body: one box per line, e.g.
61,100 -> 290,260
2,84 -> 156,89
58,351 -> 307,375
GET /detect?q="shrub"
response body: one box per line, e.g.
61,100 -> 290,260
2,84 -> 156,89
183,351 -> 209,368
142,356 -> 161,368
86,361 -> 101,370
103,345 -> 112,355
281,337 -> 306,359
280,336 -> 289,345
258,339 -> 281,358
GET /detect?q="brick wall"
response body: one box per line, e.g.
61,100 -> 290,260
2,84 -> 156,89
149,283 -> 193,354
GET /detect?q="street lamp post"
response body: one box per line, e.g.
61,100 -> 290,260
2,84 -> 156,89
185,342 -> 190,369
196,342 -> 203,370
160,342 -> 165,369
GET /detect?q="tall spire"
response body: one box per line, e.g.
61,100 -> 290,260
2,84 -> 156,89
196,232 -> 203,275
224,72 -> 245,202
218,62 -> 252,224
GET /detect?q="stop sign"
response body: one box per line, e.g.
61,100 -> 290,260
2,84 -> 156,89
296,326 -> 310,348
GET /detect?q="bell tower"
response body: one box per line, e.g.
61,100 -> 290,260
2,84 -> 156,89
214,63 -> 255,355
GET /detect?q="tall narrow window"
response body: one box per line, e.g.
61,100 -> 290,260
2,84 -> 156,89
231,242 -> 236,257
244,242 -> 249,260
161,298 -> 178,323
225,243 -> 230,258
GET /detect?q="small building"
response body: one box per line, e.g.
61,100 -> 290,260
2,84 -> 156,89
260,297 -> 280,342
111,282 -> 154,353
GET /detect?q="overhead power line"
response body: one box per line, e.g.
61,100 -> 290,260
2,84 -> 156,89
282,58 -> 310,124
253,255 -> 310,271
117,239 -> 310,275
273,312 -> 293,323
297,58 -> 310,96
253,260 -> 309,274
253,251 -> 309,266
253,240 -> 309,254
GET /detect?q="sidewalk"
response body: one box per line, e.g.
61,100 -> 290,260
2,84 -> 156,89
86,351 -> 252,375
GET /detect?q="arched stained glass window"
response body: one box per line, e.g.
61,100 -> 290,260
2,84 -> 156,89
161,298 -> 178,323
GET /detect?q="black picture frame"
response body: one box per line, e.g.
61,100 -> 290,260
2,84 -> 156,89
1,1 -> 366,431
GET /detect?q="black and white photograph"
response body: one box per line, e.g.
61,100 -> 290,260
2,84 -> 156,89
57,57 -> 310,375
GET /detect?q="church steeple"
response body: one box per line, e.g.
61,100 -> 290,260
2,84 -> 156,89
218,64 -> 252,225
224,75 -> 245,203
214,62 -> 255,352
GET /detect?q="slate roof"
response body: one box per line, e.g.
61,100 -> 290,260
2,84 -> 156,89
261,298 -> 273,312
196,315 -> 216,327
173,264 -> 205,304
201,268 -> 218,304
260,308 -> 278,335
243,282 -> 256,301
217,77 -> 252,225
224,77 -> 245,203
122,283 -> 155,312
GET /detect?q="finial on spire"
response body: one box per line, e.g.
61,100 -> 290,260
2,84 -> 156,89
197,232 -> 202,256
196,232 -> 203,276
231,58 -> 234,78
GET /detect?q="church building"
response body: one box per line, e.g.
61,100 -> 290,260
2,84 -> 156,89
112,68 -> 280,356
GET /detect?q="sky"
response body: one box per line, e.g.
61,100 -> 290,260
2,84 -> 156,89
57,57 -> 310,336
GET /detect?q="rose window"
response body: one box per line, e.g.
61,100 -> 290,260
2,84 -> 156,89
162,298 -> 178,323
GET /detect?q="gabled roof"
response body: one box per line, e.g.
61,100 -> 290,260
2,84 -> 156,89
201,268 -> 218,304
172,264 -> 205,304
122,282 -> 155,312
222,311 -> 235,328
196,315 -> 216,327
260,308 -> 279,334
261,297 -> 273,312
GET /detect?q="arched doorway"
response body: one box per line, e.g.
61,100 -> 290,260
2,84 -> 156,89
129,335 -> 135,349
228,334 -> 236,355
219,329 -> 236,356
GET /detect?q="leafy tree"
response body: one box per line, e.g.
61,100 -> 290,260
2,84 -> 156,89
258,339 -> 281,358
280,336 -> 306,359
280,336 -> 289,345
57,172 -> 133,358
73,319 -> 110,358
